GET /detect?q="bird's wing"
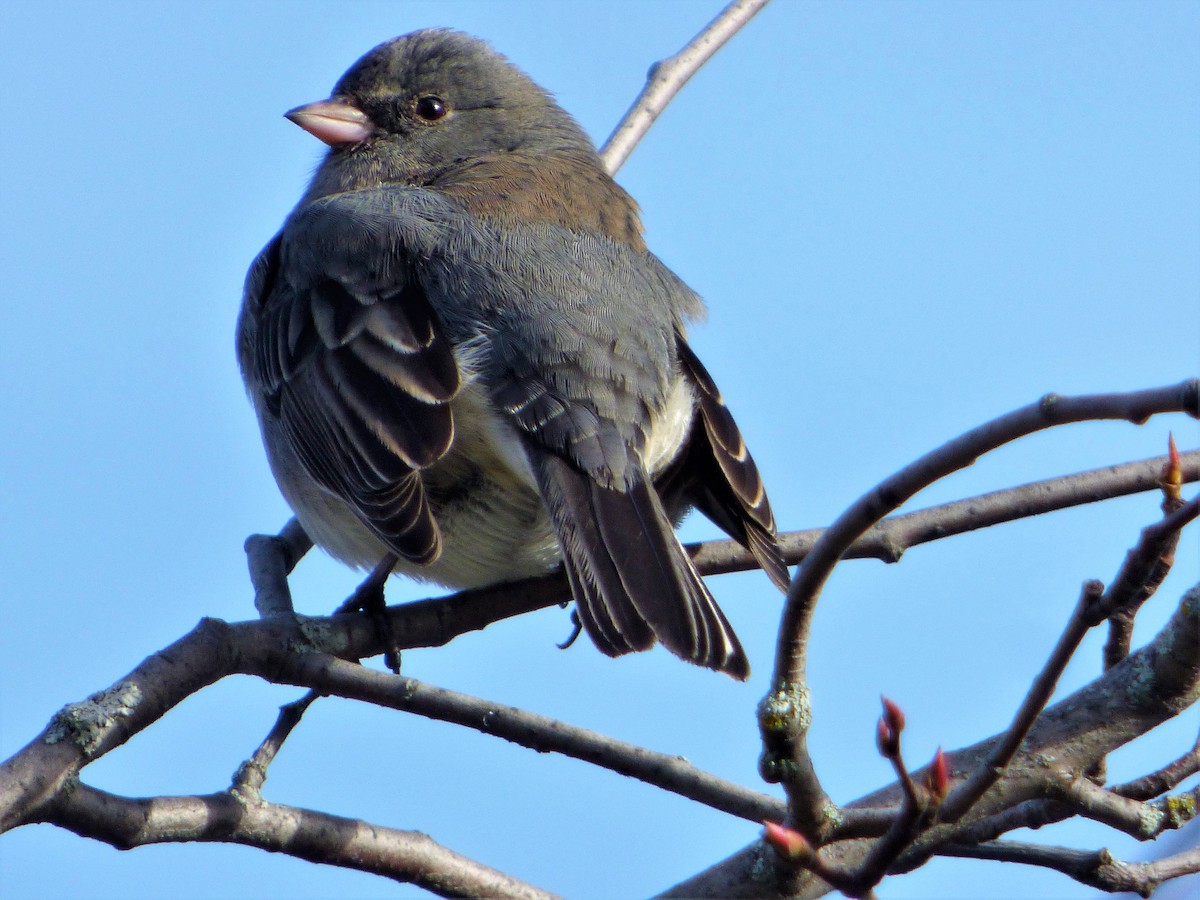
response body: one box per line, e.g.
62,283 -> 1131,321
242,190 -> 463,563
485,229 -> 750,677
670,337 -> 790,592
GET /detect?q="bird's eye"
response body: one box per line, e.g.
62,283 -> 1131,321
414,96 -> 448,121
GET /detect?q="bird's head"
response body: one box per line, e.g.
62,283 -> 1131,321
289,29 -> 598,200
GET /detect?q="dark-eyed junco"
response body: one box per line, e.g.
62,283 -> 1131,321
237,29 -> 787,678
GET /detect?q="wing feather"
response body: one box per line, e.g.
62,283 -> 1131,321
243,195 -> 463,565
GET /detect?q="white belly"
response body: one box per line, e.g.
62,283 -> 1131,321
262,371 -> 695,590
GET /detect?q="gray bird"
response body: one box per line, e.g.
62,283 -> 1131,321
237,29 -> 787,678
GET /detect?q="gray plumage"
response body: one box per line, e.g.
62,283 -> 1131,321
238,29 -> 787,678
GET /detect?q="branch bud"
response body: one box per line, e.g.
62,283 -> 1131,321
762,820 -> 813,863
881,695 -> 906,733
1160,432 -> 1182,504
876,696 -> 904,758
924,746 -> 950,802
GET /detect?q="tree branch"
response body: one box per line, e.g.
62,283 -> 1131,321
38,781 -> 557,900
661,582 -> 1200,898
0,612 -> 785,839
231,690 -> 320,796
801,491 -> 1197,895
3,448 -> 1194,892
757,450 -> 1198,571
939,840 -> 1200,896
1052,775 -> 1197,839
760,380 -> 1197,836
598,0 -> 772,173
231,450 -> 1200,678
937,581 -> 1107,823
1114,730 -> 1200,801
266,654 -> 789,824
245,517 -> 311,618
8,450 -> 1189,830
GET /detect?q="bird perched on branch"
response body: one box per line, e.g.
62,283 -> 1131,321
237,29 -> 787,678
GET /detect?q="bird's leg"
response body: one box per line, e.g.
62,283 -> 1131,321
339,553 -> 401,673
557,608 -> 584,650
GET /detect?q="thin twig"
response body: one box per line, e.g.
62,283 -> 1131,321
838,718 -> 940,897
1103,484 -> 1185,671
1054,775 -> 1198,838
1093,469 -> 1190,783
233,453 -> 1200,676
940,499 -> 1199,823
599,0 -> 772,173
231,691 -> 321,796
939,840 -> 1200,896
229,456 -> 1200,801
7,584 -> 1198,894
1114,730 -> 1200,801
663,583 -> 1200,898
239,457 -> 1200,667
776,381 -> 1198,690
911,797 -> 1073,852
755,450 -> 1198,572
939,580 -> 1106,822
1092,496 -> 1199,622
761,380 -> 1197,836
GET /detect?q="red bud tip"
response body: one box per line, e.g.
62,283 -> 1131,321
1159,432 -> 1183,502
763,820 -> 812,862
1164,432 -> 1182,492
925,747 -> 950,801
881,696 -> 906,734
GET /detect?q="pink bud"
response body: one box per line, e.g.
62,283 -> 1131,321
881,696 -> 906,734
1161,433 -> 1182,500
926,747 -> 950,801
762,820 -> 812,862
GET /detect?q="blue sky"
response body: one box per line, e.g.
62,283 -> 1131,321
1,2 -> 1197,897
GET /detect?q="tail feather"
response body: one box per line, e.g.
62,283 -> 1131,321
534,451 -> 750,679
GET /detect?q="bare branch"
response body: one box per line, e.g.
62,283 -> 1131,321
938,580 -> 1106,822
830,713 -> 944,897
759,450 -> 1198,572
360,451 -> 1199,667
950,756 -> 1200,845
4,432 -> 1195,895
775,380 -> 1197,689
232,690 -> 320,796
1053,775 -> 1198,839
939,840 -> 1200,896
281,654 -> 787,824
923,797 -> 1073,851
1094,496 -> 1199,621
1115,730 -> 1200,801
245,518 -> 311,618
661,582 -> 1200,898
760,380 -> 1197,835
1103,452 -> 1187,673
599,0 -> 772,173
39,782 -> 557,900
835,547 -> 1189,894
0,610 -> 783,836
230,453 -> 1200,675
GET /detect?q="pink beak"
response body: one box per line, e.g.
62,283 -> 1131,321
285,99 -> 375,146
